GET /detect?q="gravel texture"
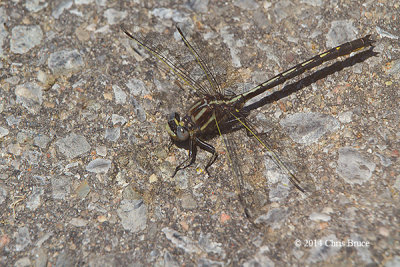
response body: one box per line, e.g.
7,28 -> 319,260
1,0 -> 399,266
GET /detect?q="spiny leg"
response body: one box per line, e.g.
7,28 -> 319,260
196,138 -> 218,176
172,138 -> 198,177
171,137 -> 218,177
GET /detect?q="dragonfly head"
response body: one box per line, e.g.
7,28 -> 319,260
166,112 -> 190,142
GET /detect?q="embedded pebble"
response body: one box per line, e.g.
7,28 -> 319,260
264,157 -> 290,202
26,186 -> 44,211
75,180 -> 90,198
114,171 -> 128,187
198,232 -> 224,256
117,199 -> 147,232
112,85 -> 127,104
163,251 -> 179,267
0,8 -> 8,57
6,115 -> 21,126
280,112 -> 340,145
103,8 -> 127,25
386,59 -> 400,76
254,207 -> 289,229
0,186 -> 7,204
86,158 -> 111,173
8,143 -> 22,156
394,177 -> 400,191
75,0 -> 94,5
34,248 -> 48,267
0,127 -> 9,138
56,133 -> 90,159
69,218 -> 88,227
174,171 -> 189,190
180,194 -> 197,210
16,132 -> 29,143
269,182 -> 291,202
111,114 -> 127,125
384,256 -> 400,267
126,78 -> 148,96
243,246 -> 274,267
188,0 -> 209,12
309,212 -> 331,222
25,0 -> 48,12
15,227 -> 31,252
51,176 -> 71,199
52,0 -> 73,19
338,111 -> 353,123
233,0 -> 259,10
10,25 -> 43,54
336,147 -> 376,185
54,250 -> 73,267
273,1 -> 293,23
22,150 -> 42,166
198,258 -> 225,266
14,257 -> 31,267
96,146 -> 107,157
150,8 -> 187,23
149,174 -> 158,183
220,26 -> 242,68
162,227 -> 202,254
376,153 -> 392,167
351,234 -> 373,263
322,207 -> 334,214
326,20 -> 357,47
15,82 -> 43,114
300,0 -> 323,6
48,49 -> 84,75
33,175 -> 47,186
96,0 -> 107,6
376,26 -> 399,40
88,255 -> 116,266
33,134 -> 51,149
130,97 -> 146,122
307,234 -> 341,263
5,76 -> 20,85
105,127 -> 120,142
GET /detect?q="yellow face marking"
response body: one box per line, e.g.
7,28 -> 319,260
166,124 -> 176,138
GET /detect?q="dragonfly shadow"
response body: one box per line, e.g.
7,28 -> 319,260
243,47 -> 378,113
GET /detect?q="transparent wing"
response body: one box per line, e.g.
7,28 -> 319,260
122,25 -> 239,99
215,109 -> 316,220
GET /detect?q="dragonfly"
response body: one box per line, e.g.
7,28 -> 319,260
122,25 -> 374,217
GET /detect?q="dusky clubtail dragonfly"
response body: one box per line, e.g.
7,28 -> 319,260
122,25 -> 374,218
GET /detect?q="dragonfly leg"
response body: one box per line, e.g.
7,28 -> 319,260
197,138 -> 218,176
172,138 -> 197,177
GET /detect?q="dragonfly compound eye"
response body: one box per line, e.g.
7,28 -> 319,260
176,126 -> 189,141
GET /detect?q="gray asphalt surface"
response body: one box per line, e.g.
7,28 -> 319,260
1,0 -> 399,266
